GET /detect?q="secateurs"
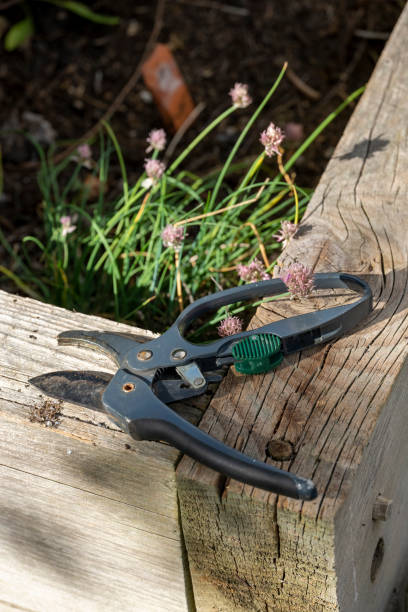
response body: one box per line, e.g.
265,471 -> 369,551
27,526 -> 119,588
30,273 -> 372,501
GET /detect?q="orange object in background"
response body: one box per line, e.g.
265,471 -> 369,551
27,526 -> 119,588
141,43 -> 194,132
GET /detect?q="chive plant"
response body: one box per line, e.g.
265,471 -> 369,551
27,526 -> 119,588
0,66 -> 364,333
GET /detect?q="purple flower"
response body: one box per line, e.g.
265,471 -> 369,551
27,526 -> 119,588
217,316 -> 243,337
60,215 -> 78,238
273,220 -> 298,248
229,83 -> 252,109
161,224 -> 185,250
280,262 -> 314,299
142,158 -> 166,189
146,128 -> 167,153
72,143 -> 93,168
77,143 -> 92,159
284,122 -> 304,142
237,258 -> 270,283
260,122 -> 285,157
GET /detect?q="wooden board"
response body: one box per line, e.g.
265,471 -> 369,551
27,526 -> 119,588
177,4 -> 408,611
0,290 -> 197,612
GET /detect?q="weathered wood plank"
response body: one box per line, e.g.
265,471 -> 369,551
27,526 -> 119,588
177,4 -> 408,611
0,290 -> 194,611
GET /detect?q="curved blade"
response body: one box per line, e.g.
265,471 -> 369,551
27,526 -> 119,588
29,370 -> 113,413
58,331 -> 150,366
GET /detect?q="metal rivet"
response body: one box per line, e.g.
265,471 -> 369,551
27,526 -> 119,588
171,349 -> 187,360
194,377 -> 205,387
122,382 -> 135,392
137,350 -> 153,361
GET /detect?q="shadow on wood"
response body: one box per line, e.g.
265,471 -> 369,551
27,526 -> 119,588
0,293 -> 194,611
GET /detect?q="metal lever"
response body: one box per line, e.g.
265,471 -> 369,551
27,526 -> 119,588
176,362 -> 206,389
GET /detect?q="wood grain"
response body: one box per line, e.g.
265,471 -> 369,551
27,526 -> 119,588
0,290 -> 195,611
177,5 -> 408,611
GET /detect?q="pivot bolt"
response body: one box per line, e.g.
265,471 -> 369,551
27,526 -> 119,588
122,382 -> 135,393
172,349 -> 186,360
194,377 -> 205,387
137,350 -> 153,361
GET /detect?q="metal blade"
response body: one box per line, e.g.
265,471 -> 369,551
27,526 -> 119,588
58,330 -> 149,366
30,367 -> 225,415
29,370 -> 113,413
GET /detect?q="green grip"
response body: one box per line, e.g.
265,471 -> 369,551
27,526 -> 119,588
232,334 -> 283,375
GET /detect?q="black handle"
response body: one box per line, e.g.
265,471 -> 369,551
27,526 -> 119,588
174,278 -> 288,335
134,416 -> 317,500
102,370 -> 317,500
125,273 -> 373,373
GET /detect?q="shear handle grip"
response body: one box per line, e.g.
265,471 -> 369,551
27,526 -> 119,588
132,413 -> 316,500
103,371 -> 317,501
175,278 -> 286,334
174,273 -> 371,335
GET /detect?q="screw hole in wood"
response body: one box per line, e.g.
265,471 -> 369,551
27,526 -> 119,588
370,537 -> 384,582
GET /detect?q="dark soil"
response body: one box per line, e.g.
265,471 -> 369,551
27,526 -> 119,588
0,0 -> 403,248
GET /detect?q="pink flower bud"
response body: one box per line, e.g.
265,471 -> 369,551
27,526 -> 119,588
229,83 -> 252,109
284,122 -> 304,142
273,220 -> 298,247
77,143 -> 92,159
146,128 -> 167,153
260,122 -> 285,157
143,158 -> 166,188
161,224 -> 185,250
237,258 -> 270,283
280,262 -> 314,299
60,215 -> 78,238
217,316 -> 243,337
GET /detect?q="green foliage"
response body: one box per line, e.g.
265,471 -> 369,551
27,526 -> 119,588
43,0 -> 120,25
0,72 -> 364,332
2,0 -> 119,51
4,16 -> 34,51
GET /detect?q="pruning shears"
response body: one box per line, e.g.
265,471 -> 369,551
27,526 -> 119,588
30,273 -> 372,501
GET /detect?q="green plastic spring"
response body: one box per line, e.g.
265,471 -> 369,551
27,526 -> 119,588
232,333 -> 283,375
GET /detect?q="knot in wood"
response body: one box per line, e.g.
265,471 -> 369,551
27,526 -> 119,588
370,538 -> 385,582
266,439 -> 294,461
